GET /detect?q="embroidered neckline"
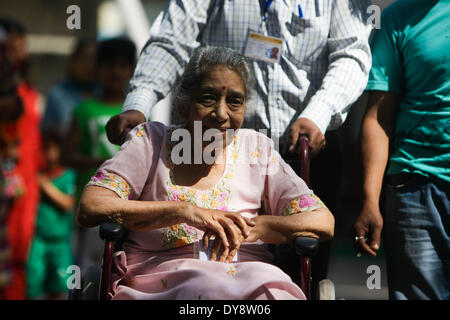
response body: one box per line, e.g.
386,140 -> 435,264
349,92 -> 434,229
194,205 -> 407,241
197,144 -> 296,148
165,126 -> 239,194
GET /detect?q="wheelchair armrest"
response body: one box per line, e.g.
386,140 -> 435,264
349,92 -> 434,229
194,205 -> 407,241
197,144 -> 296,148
99,222 -> 125,242
294,236 -> 319,257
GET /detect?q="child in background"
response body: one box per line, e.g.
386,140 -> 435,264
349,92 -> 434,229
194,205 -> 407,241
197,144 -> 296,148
26,129 -> 76,299
63,37 -> 136,277
41,38 -> 98,134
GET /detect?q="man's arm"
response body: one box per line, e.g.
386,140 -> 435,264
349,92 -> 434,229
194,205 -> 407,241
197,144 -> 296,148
353,90 -> 399,256
123,0 -> 214,118
290,0 -> 373,154
106,0 -> 213,144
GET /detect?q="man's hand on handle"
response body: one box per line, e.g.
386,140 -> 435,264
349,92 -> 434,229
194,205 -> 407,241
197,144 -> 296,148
106,110 -> 146,145
289,118 -> 326,157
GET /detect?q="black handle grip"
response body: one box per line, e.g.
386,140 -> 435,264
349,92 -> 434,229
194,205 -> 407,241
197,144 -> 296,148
294,236 -> 319,257
99,222 -> 125,242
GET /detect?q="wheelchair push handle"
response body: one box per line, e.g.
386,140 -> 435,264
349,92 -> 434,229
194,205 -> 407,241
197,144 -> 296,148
297,135 -> 310,186
295,135 -> 318,300
294,135 -> 318,254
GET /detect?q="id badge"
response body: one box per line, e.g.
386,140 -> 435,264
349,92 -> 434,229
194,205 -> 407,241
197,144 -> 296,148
195,239 -> 239,262
244,32 -> 284,64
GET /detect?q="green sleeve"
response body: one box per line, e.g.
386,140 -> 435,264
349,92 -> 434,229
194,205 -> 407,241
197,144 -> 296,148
72,101 -> 85,125
57,170 -> 77,196
366,5 -> 404,93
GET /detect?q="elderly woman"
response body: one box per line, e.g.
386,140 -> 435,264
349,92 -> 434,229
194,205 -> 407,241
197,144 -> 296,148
77,47 -> 334,300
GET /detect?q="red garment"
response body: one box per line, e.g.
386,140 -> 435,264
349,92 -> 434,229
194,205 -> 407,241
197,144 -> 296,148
2,82 -> 41,299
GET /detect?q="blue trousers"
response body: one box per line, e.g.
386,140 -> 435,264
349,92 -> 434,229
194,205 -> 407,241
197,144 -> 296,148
383,173 -> 450,300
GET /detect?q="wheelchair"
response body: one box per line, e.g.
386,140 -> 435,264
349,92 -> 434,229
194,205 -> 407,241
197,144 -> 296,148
69,136 -> 335,300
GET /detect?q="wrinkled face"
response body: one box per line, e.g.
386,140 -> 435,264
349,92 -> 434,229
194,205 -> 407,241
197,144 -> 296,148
182,65 -> 246,141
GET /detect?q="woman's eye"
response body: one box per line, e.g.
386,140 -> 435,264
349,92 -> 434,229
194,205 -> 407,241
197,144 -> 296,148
200,95 -> 216,105
228,99 -> 244,107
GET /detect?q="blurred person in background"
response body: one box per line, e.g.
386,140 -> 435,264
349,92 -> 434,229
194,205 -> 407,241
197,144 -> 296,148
0,16 -> 41,300
63,37 -> 136,275
26,129 -> 76,300
41,39 -> 98,134
0,32 -> 25,299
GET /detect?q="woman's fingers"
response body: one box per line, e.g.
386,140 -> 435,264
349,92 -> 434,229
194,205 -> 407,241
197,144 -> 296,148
209,221 -> 230,248
226,247 -> 238,263
208,231 -> 243,263
226,236 -> 243,263
229,215 -> 249,237
218,216 -> 243,246
195,208 -> 256,249
218,245 -> 230,263
244,216 -> 256,227
202,230 -> 214,250
225,214 -> 255,238
202,217 -> 238,249
210,238 -> 223,261
212,213 -> 256,249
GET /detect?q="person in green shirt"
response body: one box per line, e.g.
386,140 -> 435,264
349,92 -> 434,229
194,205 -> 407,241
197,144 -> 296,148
353,0 -> 450,300
63,37 -> 137,276
26,129 -> 76,299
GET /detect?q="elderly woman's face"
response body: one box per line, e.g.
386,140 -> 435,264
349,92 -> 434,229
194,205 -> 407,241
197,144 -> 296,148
185,65 -> 246,137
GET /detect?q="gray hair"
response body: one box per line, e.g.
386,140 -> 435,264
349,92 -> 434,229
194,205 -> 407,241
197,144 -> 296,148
172,46 -> 254,114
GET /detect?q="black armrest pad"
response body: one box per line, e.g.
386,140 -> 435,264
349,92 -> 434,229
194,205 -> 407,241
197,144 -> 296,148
294,237 -> 319,257
99,222 -> 126,241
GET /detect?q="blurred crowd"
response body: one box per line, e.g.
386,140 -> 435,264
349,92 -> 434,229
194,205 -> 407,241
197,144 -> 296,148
0,16 -> 136,299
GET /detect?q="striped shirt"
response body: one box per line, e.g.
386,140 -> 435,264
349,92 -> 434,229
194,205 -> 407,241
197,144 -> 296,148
123,0 -> 373,144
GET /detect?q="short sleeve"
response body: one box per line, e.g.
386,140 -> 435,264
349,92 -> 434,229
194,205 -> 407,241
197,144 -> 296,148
86,122 -> 164,200
259,134 -> 326,216
59,169 -> 76,196
366,7 -> 404,93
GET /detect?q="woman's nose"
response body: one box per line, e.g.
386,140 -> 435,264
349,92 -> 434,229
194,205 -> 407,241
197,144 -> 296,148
213,99 -> 229,122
